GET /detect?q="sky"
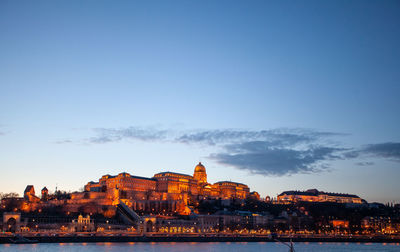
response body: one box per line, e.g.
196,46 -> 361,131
1,0 -> 399,203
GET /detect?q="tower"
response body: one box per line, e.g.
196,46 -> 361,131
193,162 -> 207,184
41,187 -> 48,201
24,185 -> 35,201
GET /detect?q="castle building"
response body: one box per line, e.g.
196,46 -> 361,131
41,187 -> 48,201
154,172 -> 198,195
213,181 -> 250,199
82,162 -> 250,202
193,162 -> 207,184
15,163 -> 252,216
277,189 -> 363,204
73,162 -> 251,214
24,185 -> 40,203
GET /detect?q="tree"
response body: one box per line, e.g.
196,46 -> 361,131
54,190 -> 70,200
0,192 -> 19,200
1,193 -> 21,212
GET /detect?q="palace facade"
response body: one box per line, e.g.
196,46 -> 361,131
81,163 -> 250,205
18,162 -> 251,216
277,189 -> 363,204
78,162 -> 251,214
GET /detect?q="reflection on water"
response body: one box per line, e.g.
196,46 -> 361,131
0,242 -> 399,252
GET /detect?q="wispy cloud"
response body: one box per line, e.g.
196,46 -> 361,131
177,128 -> 341,146
210,143 -> 345,176
62,125 -> 400,176
358,142 -> 400,161
355,161 -> 374,166
89,127 -> 169,143
83,126 -> 347,175
54,139 -> 73,144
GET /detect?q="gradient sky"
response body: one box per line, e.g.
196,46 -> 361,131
1,1 -> 399,203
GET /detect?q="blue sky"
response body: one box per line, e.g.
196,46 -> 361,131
1,0 -> 399,203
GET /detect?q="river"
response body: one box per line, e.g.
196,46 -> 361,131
1,242 -> 400,252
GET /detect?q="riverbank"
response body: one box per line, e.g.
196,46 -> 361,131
1,234 -> 400,244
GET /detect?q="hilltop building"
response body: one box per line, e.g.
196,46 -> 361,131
24,185 -> 40,203
16,162 -> 251,216
193,162 -> 207,183
80,162 -> 250,214
41,187 -> 48,201
277,189 -> 363,204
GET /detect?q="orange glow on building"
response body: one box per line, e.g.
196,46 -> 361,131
15,162 -> 253,216
331,220 -> 350,229
277,189 -> 363,204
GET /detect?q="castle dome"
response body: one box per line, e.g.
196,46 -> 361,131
194,162 -> 206,172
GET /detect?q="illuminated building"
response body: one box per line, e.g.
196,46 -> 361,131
24,185 -> 40,203
154,172 -> 198,195
82,162 -> 250,204
277,189 -> 363,204
70,214 -> 95,232
330,220 -> 349,229
193,162 -> 207,184
361,216 -> 400,234
83,172 -> 157,204
2,212 -> 21,233
41,187 -> 48,201
15,162 -> 252,216
212,181 -> 250,199
249,191 -> 261,200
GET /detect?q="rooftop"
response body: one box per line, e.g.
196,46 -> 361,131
154,171 -> 193,178
279,189 -> 360,198
215,181 -> 248,187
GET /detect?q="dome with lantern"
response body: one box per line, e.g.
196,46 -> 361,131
193,162 -> 207,183
194,162 -> 206,172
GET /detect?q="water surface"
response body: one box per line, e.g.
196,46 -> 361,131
1,242 -> 399,252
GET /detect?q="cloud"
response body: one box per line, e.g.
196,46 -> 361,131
210,141 -> 345,176
177,128 -> 341,146
344,142 -> 400,162
355,161 -> 374,166
87,126 -> 342,146
89,127 -> 169,143
361,142 -> 400,161
54,139 -> 73,144
177,129 -> 350,176
83,126 -> 350,175
71,125 -> 399,176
